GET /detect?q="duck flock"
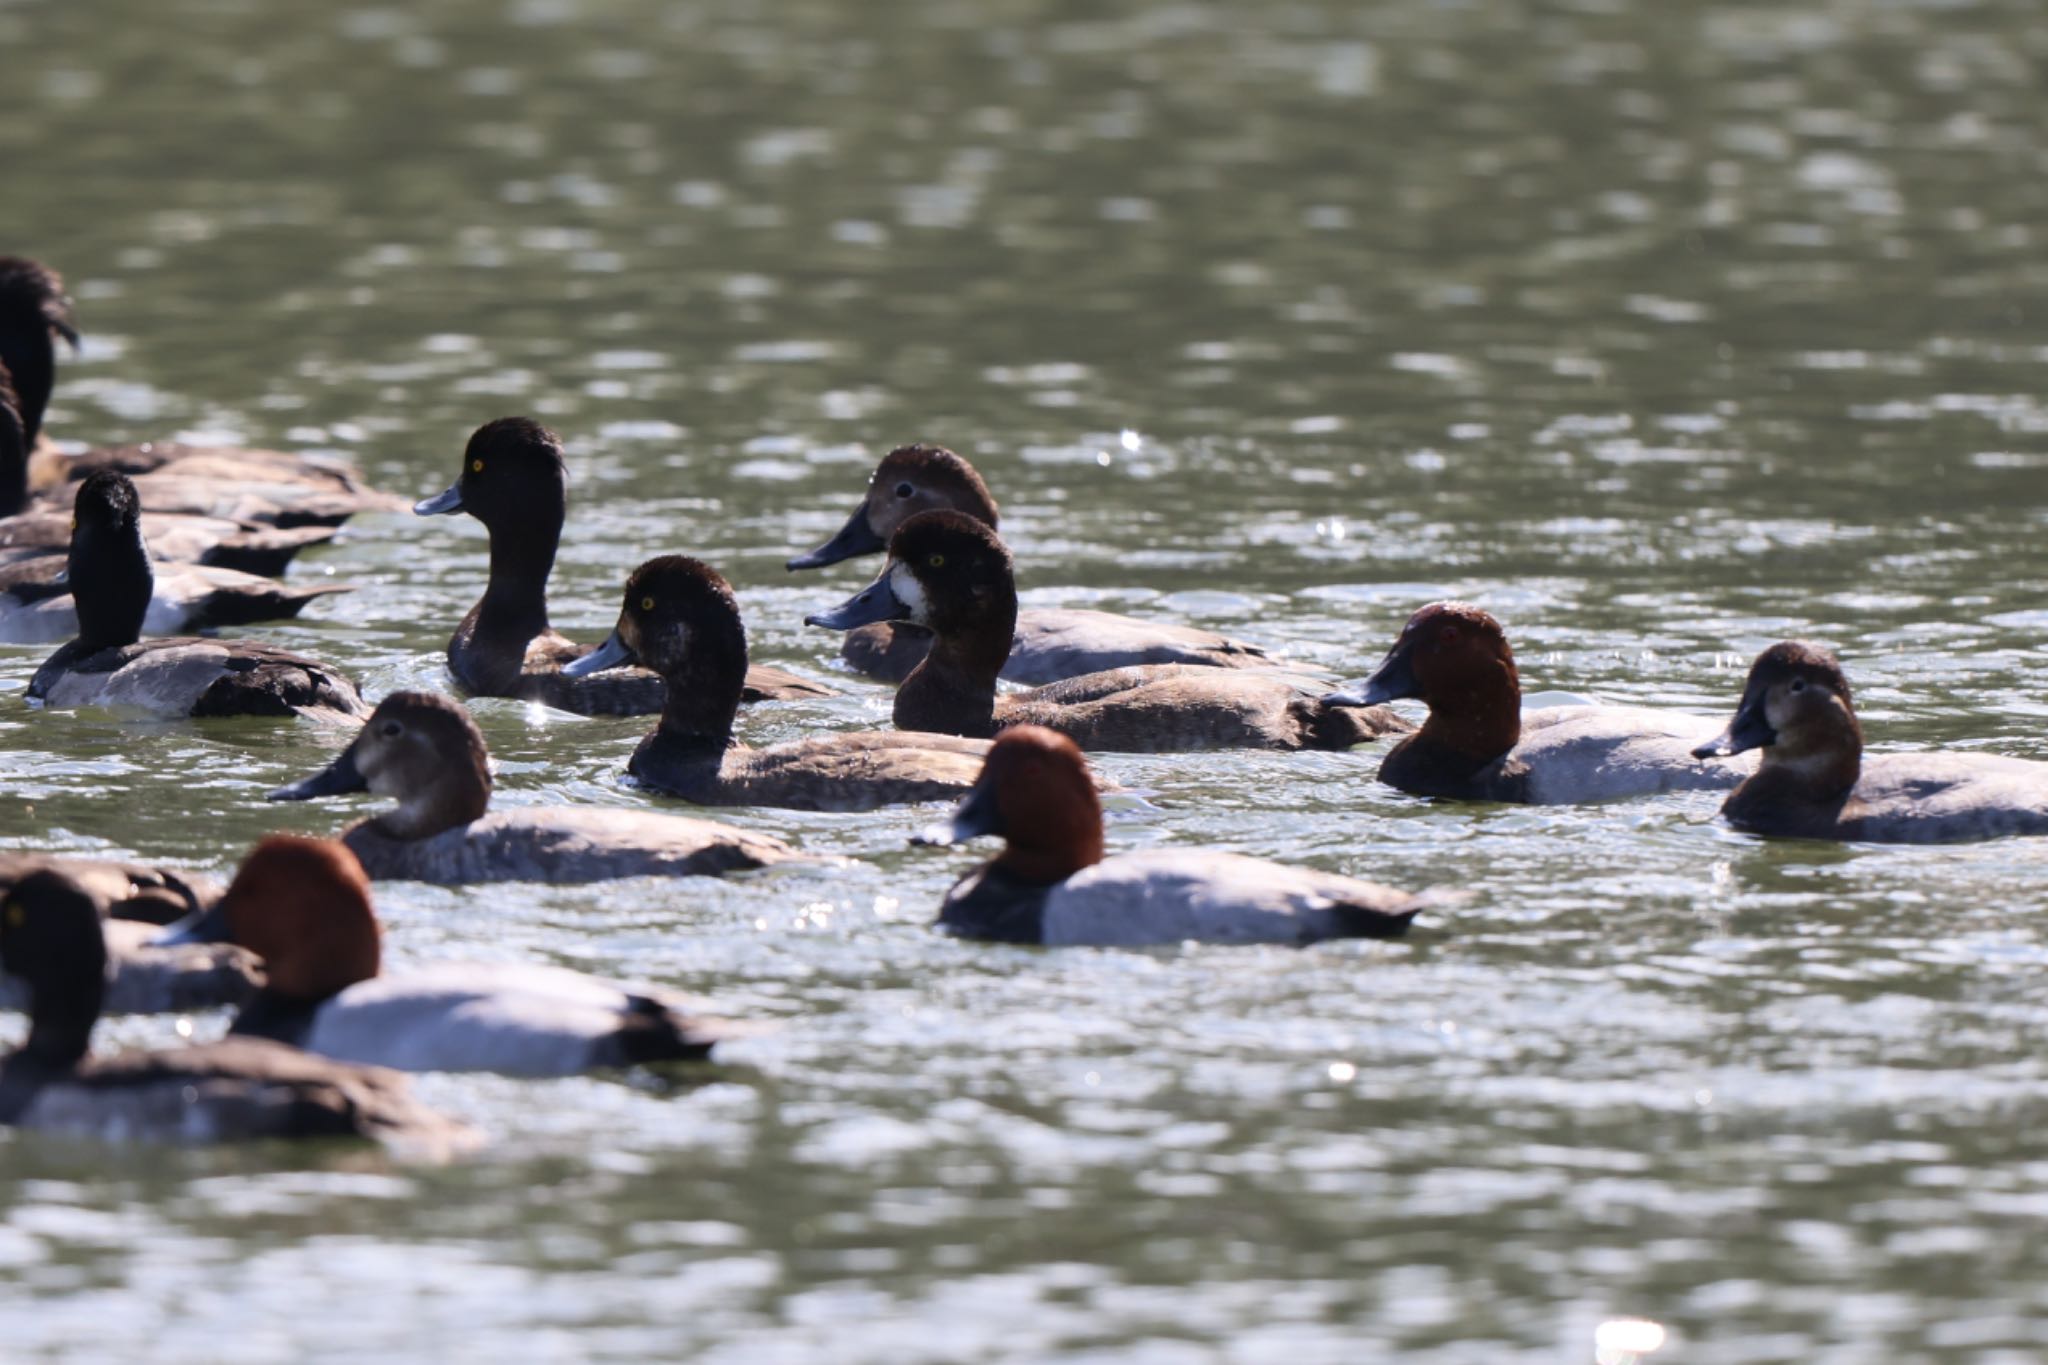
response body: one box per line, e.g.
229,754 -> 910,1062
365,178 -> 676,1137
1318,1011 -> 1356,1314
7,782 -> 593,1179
4,251 -> 2048,1154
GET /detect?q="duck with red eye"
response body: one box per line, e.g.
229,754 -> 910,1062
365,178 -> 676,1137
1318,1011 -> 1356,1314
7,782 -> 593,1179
806,510 -> 1407,753
1323,601 -> 1755,803
0,868 -> 473,1151
0,256 -> 401,532
25,470 -> 366,721
914,726 -> 1446,945
267,690 -> 809,883
787,442 -> 1302,685
566,555 -> 998,811
158,836 -> 750,1077
415,417 -> 832,713
1694,641 -> 2048,842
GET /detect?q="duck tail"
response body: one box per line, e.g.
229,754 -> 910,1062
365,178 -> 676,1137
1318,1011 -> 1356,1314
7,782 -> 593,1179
1297,695 -> 1416,750
601,995 -> 726,1066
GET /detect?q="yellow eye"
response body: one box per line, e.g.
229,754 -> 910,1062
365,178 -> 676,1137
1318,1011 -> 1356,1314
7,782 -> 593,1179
471,459 -> 485,473
639,596 -> 655,612
928,553 -> 945,568
4,901 -> 22,929
68,517 -> 76,533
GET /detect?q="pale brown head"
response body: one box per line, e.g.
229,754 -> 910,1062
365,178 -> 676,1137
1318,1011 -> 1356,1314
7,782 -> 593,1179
1694,641 -> 1861,771
787,443 -> 998,569
269,692 -> 493,841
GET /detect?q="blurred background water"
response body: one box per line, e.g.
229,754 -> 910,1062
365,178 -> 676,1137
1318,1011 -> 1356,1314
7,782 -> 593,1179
3,0 -> 2048,1359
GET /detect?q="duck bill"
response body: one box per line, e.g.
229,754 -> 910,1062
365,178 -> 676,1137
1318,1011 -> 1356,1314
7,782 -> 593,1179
412,483 -> 465,517
1693,693 -> 1774,759
562,629 -> 636,677
152,900 -> 231,947
52,316 -> 81,350
787,505 -> 886,570
1324,639 -> 1418,708
804,570 -> 906,631
912,781 -> 1004,847
268,741 -> 368,801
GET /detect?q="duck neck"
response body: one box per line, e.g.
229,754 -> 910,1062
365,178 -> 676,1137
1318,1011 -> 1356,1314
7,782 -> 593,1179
21,966 -> 100,1072
1741,717 -> 1863,809
1416,661 -> 1522,769
359,772 -> 490,843
653,618 -> 748,755
0,313 -> 55,449
895,598 -> 1014,739
475,508 -> 561,646
70,516 -> 153,650
991,808 -> 1104,886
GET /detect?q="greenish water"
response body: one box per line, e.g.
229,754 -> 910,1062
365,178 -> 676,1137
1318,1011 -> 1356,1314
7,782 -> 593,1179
5,0 -> 2048,1358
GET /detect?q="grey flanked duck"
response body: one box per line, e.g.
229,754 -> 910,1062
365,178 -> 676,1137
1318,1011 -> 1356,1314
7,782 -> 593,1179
26,470 -> 366,720
1323,601 -> 1755,803
1693,641 -> 2048,843
806,510 -> 1407,753
268,690 -> 809,882
0,868 -> 474,1151
415,416 -> 832,712
161,836 -> 747,1077
566,555 -> 995,810
916,726 -> 1445,945
787,442 -> 1301,684
0,256 -> 403,531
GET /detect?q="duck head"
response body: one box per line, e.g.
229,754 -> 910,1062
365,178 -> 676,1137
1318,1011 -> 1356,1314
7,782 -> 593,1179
268,691 -> 493,841
414,417 -> 567,526
1694,641 -> 1861,788
68,469 -> 154,650
915,726 -> 1105,885
163,836 -> 380,1005
805,508 -> 1017,641
567,556 -> 750,740
0,869 -> 107,1070
1325,601 -> 1522,761
787,443 -> 999,570
0,256 -> 80,449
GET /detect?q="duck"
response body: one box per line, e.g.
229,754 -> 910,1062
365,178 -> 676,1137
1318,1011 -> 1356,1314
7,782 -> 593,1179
566,556 -> 995,810
1692,641 -> 2048,842
0,854 -> 258,1014
160,835 -> 744,1077
915,726 -> 1442,945
0,868 -> 473,1150
1321,601 -> 1756,803
787,443 -> 1305,684
25,470 -> 366,720
804,510 -> 1408,753
0,256 -> 402,530
266,689 -> 810,882
414,416 -> 832,712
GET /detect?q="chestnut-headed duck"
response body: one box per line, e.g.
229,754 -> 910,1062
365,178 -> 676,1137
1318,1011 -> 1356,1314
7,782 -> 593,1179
415,417 -> 831,713
1694,641 -> 2048,842
787,443 -> 1300,684
161,836 -> 743,1076
0,868 -> 472,1150
916,727 -> 1440,945
0,257 -> 402,531
567,556 -> 994,810
26,472 -> 366,720
1323,601 -> 1756,804
0,855 -> 258,1014
806,511 -> 1407,753
268,690 -> 807,882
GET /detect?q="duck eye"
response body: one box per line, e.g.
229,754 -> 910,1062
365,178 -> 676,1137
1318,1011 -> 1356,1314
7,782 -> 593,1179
379,721 -> 403,739
640,595 -> 656,612
3,901 -> 21,929
471,459 -> 485,474
928,553 -> 945,568
1789,677 -> 1807,693
895,482 -> 914,498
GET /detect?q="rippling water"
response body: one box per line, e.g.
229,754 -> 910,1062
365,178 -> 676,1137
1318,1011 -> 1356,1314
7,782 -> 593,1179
5,0 -> 2048,1358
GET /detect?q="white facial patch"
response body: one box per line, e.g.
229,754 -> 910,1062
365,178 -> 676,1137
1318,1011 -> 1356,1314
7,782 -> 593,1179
889,562 -> 930,624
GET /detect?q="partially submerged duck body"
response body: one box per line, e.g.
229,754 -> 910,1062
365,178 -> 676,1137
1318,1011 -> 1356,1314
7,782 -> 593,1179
1696,641 -> 2048,843
0,548 -> 348,646
789,443 -> 1298,684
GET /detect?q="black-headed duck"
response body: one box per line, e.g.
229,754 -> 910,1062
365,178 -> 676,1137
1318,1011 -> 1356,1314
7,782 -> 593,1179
1694,641 -> 2048,843
567,555 -> 995,810
162,836 -> 743,1076
1323,601 -> 1756,803
268,690 -> 808,882
0,868 -> 472,1150
26,471 -> 366,720
415,417 -> 831,712
916,726 -> 1441,945
787,443 -> 1299,684
806,510 -> 1407,753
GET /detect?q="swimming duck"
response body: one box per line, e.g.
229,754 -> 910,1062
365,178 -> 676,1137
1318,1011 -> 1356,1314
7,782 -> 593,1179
915,726 -> 1440,945
805,510 -> 1407,753
26,471 -> 366,720
0,256 -> 401,530
0,851 -> 215,925
567,556 -> 994,810
267,690 -> 809,882
415,416 -> 832,712
1693,641 -> 2048,842
788,443 -> 1303,684
0,868 -> 471,1150
162,836 -> 744,1077
1321,601 -> 1755,803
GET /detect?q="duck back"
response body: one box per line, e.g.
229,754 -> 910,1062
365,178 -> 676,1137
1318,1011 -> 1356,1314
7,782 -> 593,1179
30,637 -> 367,720
997,666 -> 1408,753
632,730 -> 990,812
1728,751 -> 2048,843
339,807 -> 804,884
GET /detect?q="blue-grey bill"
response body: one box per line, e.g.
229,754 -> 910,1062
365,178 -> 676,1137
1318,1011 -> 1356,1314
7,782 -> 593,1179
563,630 -> 634,677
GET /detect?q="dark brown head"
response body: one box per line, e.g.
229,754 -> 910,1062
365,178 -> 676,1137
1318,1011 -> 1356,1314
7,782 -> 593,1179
414,417 -> 568,536
213,836 -> 382,1003
787,443 -> 999,570
1694,641 -> 1861,767
268,691 -> 493,841
805,509 -> 1018,646
0,256 -> 80,447
918,725 -> 1105,884
68,468 -> 153,650
0,868 -> 107,1068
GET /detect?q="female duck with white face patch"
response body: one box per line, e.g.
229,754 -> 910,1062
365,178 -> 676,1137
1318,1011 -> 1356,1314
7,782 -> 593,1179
786,442 -> 1304,685
806,510 -> 1409,753
1694,641 -> 2048,843
567,555 -> 996,811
